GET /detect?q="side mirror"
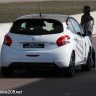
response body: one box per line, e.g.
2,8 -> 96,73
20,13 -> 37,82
84,30 -> 92,36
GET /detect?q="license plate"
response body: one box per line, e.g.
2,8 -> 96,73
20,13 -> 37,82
23,43 -> 44,48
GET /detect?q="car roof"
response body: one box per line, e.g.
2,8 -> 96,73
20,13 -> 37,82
16,14 -> 69,23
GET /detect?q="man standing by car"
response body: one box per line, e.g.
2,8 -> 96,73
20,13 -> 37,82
81,5 -> 95,67
81,6 -> 94,37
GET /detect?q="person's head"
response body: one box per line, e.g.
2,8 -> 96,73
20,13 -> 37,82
83,5 -> 91,14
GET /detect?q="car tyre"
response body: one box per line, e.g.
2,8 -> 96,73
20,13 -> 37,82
64,52 -> 75,77
81,50 -> 92,71
1,67 -> 14,77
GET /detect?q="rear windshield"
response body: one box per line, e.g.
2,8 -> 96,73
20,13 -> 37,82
10,19 -> 63,35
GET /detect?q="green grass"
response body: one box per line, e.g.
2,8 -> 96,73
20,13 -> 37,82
0,1 -> 96,23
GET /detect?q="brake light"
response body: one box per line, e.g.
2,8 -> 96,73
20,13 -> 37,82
4,35 -> 12,46
56,35 -> 70,46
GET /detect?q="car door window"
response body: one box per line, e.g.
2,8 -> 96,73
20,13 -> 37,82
66,18 -> 76,34
67,17 -> 82,35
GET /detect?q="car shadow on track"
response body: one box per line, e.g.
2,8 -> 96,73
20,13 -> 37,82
0,67 -> 95,78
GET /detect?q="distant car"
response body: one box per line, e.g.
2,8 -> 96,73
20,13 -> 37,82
1,14 -> 93,77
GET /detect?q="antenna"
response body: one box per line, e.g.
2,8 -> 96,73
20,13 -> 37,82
38,0 -> 41,17
56,0 -> 60,14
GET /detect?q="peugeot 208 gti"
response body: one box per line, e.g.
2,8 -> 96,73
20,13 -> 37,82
1,14 -> 92,77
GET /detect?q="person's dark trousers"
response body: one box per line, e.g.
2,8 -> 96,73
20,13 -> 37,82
92,47 -> 95,68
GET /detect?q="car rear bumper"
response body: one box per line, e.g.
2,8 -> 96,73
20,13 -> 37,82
1,44 -> 73,68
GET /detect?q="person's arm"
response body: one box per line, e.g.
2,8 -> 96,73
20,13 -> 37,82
80,16 -> 83,26
86,20 -> 94,32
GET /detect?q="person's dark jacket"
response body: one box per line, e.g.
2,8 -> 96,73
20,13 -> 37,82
81,13 -> 94,32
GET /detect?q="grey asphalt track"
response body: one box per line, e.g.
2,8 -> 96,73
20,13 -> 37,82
0,68 -> 96,96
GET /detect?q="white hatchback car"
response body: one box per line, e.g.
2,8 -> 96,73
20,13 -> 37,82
1,14 -> 92,77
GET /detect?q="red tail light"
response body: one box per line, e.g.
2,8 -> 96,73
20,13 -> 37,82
4,35 -> 12,46
56,35 -> 70,46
